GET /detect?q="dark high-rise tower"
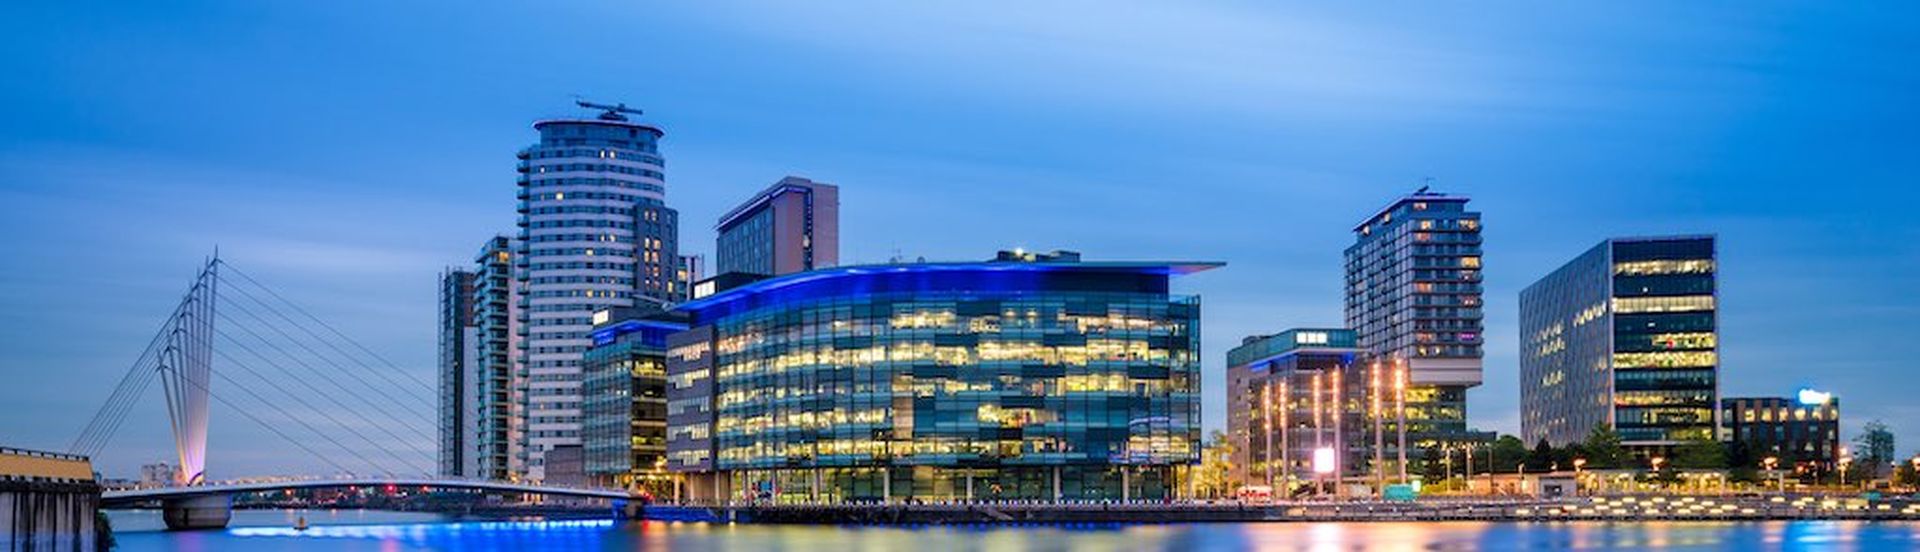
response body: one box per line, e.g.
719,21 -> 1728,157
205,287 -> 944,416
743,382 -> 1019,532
1344,189 -> 1485,440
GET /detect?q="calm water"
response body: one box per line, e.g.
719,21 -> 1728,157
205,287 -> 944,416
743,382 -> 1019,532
107,510 -> 1920,551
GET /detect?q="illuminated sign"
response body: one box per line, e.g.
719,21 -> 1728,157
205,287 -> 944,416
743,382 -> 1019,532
693,280 -> 716,299
1797,388 -> 1833,406
591,310 -> 610,325
1313,447 -> 1336,474
1296,332 -> 1330,346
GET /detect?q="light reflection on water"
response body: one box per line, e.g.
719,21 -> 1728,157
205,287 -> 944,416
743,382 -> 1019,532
107,511 -> 1920,551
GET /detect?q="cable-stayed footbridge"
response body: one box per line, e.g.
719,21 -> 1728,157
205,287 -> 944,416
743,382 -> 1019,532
66,255 -> 627,529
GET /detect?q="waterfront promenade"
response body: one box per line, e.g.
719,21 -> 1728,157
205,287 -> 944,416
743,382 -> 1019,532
647,494 -> 1920,525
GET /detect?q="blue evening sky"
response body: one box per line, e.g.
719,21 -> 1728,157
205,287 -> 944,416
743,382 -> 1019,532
2,2 -> 1914,478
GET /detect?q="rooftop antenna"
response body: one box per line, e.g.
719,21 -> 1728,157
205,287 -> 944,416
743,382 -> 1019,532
1416,176 -> 1435,195
575,98 -> 644,122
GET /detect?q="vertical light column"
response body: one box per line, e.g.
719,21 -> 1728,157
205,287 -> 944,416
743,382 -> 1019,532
1262,382 -> 1274,490
1311,372 -> 1323,495
1279,380 -> 1290,495
1372,361 -> 1384,492
1395,359 -> 1408,484
1332,368 -> 1343,497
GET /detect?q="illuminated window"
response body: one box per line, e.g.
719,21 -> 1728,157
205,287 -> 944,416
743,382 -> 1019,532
1614,259 -> 1714,276
1612,295 -> 1714,314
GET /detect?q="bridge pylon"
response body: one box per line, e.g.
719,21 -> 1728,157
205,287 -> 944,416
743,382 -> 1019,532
156,257 -> 217,486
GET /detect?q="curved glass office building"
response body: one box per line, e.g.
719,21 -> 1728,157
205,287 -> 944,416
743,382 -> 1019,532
666,251 -> 1218,502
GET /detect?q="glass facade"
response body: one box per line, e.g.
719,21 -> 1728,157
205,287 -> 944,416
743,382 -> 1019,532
668,258 -> 1217,502
1521,235 -> 1718,452
1344,191 -> 1485,447
581,311 -> 684,497
437,269 -> 476,478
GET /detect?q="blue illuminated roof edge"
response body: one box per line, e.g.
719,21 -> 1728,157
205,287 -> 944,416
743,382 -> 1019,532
674,261 -> 1223,313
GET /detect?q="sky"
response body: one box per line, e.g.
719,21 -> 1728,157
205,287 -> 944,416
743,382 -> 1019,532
2,1 -> 1916,478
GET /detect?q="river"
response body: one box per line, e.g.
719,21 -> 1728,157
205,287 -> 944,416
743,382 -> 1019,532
107,510 -> 1920,550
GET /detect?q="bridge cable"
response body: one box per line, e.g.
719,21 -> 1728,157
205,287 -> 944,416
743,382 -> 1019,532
209,346 -> 433,476
216,261 -> 438,391
166,365 -> 361,477
215,277 -> 438,424
211,328 -> 436,463
212,303 -> 437,441
73,354 -> 164,458
70,288 -> 194,455
174,307 -> 407,479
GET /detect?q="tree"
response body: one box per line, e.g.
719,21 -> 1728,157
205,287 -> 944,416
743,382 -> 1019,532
1855,421 -> 1896,478
1526,439 -> 1557,472
1672,438 -> 1728,470
1195,429 -> 1235,498
1893,456 -> 1918,489
1490,435 -> 1528,473
1420,444 -> 1448,482
1581,424 -> 1626,469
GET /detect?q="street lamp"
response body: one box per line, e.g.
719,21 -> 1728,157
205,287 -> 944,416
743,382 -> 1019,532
1839,451 -> 1853,488
1763,456 -> 1780,491
1572,458 -> 1587,496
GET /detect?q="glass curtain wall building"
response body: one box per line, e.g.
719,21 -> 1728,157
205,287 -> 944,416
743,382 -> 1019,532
1225,329 -> 1370,495
1520,235 -> 1718,455
515,106 -> 681,481
582,308 -> 686,497
667,252 -> 1218,503
437,269 -> 477,478
1344,190 -> 1485,448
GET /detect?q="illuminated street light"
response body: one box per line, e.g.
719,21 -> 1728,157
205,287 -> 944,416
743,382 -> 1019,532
1394,358 -> 1408,484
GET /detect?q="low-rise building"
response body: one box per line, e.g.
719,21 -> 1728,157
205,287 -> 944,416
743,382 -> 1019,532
1721,390 -> 1841,473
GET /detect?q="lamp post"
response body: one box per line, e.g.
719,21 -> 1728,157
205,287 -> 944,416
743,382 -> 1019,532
1312,372 -> 1324,497
1332,368 -> 1343,498
1263,382 -> 1274,492
1763,456 -> 1779,491
1651,456 -> 1666,492
1371,361 -> 1384,494
1280,380 -> 1290,498
1572,458 -> 1587,495
1394,358 -> 1408,485
1839,451 -> 1853,489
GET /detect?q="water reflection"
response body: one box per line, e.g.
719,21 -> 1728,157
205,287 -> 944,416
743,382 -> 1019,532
109,513 -> 1920,551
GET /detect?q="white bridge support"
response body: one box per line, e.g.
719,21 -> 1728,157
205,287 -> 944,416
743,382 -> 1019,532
157,258 -> 217,487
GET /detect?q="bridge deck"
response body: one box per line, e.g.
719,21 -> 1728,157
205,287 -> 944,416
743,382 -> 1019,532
101,478 -> 630,507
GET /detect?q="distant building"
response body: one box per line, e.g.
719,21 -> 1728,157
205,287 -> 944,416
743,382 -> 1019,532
139,462 -> 177,487
667,252 -> 1217,502
437,269 -> 477,478
582,307 -> 686,497
1520,235 -> 1718,456
1344,189 -> 1486,448
714,176 -> 838,277
514,104 -> 682,482
1722,391 -> 1840,473
1226,329 -> 1376,493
